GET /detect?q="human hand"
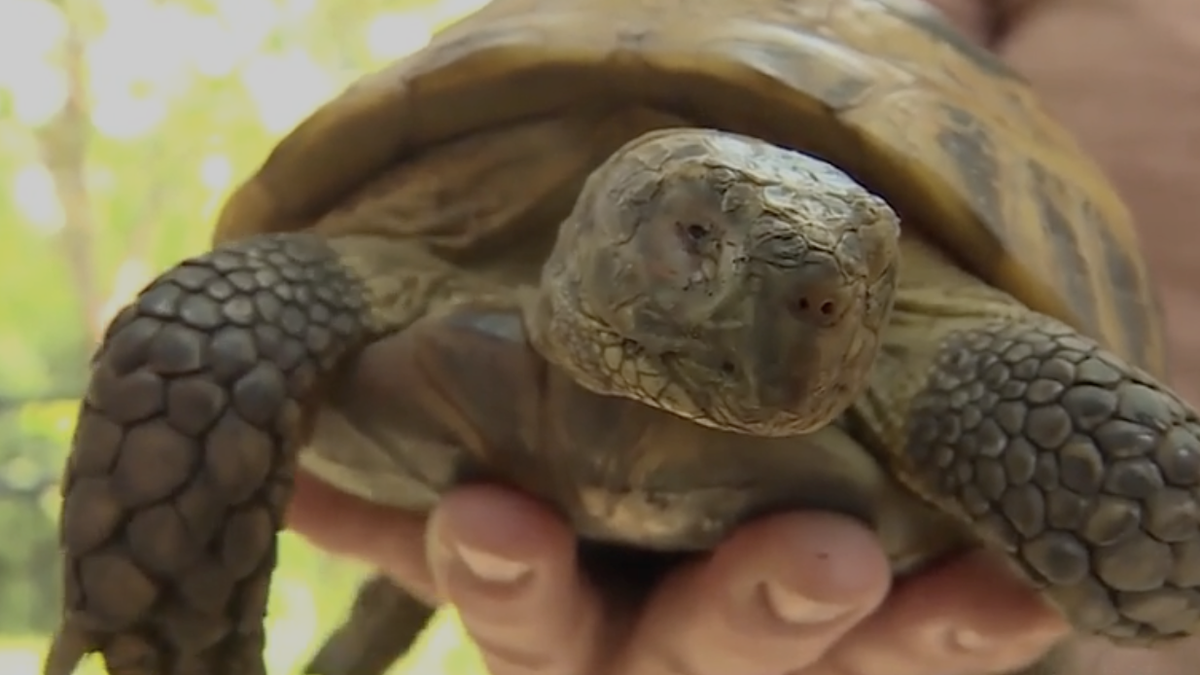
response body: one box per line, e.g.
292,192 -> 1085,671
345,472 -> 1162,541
290,472 -> 1065,675
288,2 -> 1200,674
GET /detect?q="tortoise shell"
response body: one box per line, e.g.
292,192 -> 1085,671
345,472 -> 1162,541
214,0 -> 1164,374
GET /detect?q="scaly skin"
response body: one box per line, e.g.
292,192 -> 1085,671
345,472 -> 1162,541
46,231 -> 501,675
49,234 -> 375,675
851,239 -> 1200,652
903,318 -> 1200,641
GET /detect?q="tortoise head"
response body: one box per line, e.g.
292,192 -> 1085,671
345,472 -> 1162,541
527,128 -> 901,437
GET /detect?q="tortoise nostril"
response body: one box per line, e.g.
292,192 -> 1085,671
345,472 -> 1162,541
791,294 -> 840,324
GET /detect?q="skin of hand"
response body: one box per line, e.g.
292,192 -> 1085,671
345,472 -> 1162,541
287,1 -> 1200,674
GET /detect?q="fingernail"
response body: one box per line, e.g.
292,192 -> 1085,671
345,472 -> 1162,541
949,628 -> 991,652
761,580 -> 852,624
455,543 -> 532,584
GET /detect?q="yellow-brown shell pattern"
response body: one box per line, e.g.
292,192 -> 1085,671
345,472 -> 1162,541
216,0 -> 1164,375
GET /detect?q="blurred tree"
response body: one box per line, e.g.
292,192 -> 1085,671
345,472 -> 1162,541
0,0 -> 490,672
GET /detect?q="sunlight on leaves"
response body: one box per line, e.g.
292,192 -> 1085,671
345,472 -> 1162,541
13,398 -> 77,444
86,165 -> 118,198
10,165 -> 63,234
89,3 -> 193,139
428,0 -> 493,29
2,456 -> 44,493
92,3 -> 192,95
0,0 -> 66,68
181,14 -> 248,78
366,12 -> 435,60
241,50 -> 337,133
199,152 -> 234,192
0,333 -> 53,395
92,93 -> 170,141
210,0 -> 283,45
265,578 -> 322,674
280,0 -> 320,21
5,62 -> 67,127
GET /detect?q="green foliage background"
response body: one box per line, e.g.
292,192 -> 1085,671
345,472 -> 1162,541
0,0 -> 491,672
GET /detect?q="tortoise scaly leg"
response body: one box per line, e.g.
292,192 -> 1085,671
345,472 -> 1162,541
304,575 -> 433,675
902,317 -> 1200,645
45,233 -> 455,675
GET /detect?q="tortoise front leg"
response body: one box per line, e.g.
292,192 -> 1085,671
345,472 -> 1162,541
304,575 -> 433,675
44,233 -> 473,675
901,318 -> 1200,646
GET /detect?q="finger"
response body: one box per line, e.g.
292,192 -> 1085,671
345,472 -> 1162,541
823,550 -> 1068,675
616,512 -> 890,675
427,484 -> 608,675
286,470 -> 436,601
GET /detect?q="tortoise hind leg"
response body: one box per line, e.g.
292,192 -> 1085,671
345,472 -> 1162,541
305,575 -> 433,675
46,233 -> 478,675
900,316 -> 1200,646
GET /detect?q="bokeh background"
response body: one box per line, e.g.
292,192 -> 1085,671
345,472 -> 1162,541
0,0 -> 493,672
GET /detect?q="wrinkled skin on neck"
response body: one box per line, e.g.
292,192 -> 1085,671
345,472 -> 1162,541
527,128 -> 902,436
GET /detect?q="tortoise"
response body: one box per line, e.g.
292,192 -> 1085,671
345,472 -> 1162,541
44,0 -> 1200,674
